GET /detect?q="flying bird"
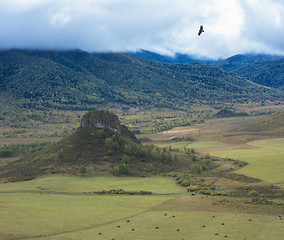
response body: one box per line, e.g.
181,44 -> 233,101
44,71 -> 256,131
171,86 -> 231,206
198,25 -> 204,36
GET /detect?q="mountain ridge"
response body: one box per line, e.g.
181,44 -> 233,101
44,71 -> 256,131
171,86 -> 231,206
213,54 -> 284,89
0,49 -> 283,111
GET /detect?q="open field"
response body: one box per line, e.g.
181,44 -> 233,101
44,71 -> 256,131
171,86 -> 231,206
207,138 -> 284,186
140,112 -> 284,144
1,176 -> 283,240
0,176 -> 186,194
29,208 -> 284,240
145,114 -> 284,187
0,192 -> 175,240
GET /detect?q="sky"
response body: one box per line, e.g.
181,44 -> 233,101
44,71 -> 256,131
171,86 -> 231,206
1,0 -> 284,59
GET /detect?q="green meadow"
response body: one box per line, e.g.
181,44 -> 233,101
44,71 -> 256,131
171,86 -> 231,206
1,177 -> 284,240
0,176 -> 185,194
0,177 -> 180,240
207,138 -> 284,186
29,209 -> 284,240
0,192 -> 175,240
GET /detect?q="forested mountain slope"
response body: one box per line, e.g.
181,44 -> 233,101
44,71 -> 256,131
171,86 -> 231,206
0,50 -> 282,110
230,58 -> 284,89
214,54 -> 284,89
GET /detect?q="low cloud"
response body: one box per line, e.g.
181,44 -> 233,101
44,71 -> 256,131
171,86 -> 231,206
0,0 -> 283,58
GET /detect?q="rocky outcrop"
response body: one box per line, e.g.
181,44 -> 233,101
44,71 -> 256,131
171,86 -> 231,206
81,110 -> 122,133
81,110 -> 140,143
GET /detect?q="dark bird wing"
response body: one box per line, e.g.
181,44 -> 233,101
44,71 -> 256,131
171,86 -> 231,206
198,25 -> 204,36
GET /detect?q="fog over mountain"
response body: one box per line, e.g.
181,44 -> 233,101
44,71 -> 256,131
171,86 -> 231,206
1,0 -> 284,59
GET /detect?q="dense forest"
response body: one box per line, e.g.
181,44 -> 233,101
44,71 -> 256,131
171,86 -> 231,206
215,54 -> 284,89
1,49 -> 282,112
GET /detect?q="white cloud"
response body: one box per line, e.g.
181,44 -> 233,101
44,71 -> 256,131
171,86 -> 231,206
0,0 -> 283,58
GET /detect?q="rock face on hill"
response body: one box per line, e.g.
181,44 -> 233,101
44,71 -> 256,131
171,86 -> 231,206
81,110 -> 122,132
81,110 -> 139,143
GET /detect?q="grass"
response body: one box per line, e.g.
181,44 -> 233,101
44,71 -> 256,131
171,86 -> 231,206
0,176 -> 186,194
2,194 -> 282,240
1,176 -> 284,240
207,138 -> 284,186
0,193 -> 175,240
155,141 -> 228,149
29,210 -> 284,240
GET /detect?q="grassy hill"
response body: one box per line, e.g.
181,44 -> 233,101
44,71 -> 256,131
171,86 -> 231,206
0,49 -> 282,111
235,111 -> 284,132
0,110 -> 138,181
0,110 -> 199,182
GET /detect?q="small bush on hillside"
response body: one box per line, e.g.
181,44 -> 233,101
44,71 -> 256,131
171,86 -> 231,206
122,154 -> 132,164
248,190 -> 259,197
79,165 -> 87,175
119,163 -> 130,175
191,163 -> 202,174
57,148 -> 64,161
113,166 -> 119,176
113,163 -> 130,176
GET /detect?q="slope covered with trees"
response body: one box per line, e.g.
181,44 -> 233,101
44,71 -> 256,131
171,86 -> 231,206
0,50 -> 282,110
214,54 -> 284,89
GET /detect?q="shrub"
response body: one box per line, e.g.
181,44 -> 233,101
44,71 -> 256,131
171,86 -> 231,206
191,163 -> 202,174
57,148 -> 64,161
113,163 -> 130,176
205,153 -> 211,159
79,165 -> 87,175
119,163 -> 130,175
122,154 -> 131,164
199,189 -> 211,195
0,150 -> 13,158
113,166 -> 119,176
180,179 -> 191,187
187,185 -> 199,192
248,190 -> 259,197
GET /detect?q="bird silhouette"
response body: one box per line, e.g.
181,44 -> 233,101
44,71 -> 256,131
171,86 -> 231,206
198,25 -> 204,36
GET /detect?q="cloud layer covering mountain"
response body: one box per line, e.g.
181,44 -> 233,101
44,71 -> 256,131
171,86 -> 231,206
1,0 -> 284,58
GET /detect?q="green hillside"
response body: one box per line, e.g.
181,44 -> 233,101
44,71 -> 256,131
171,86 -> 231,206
214,54 -> 283,71
0,49 -> 282,110
0,110 -> 186,182
215,54 -> 284,89
232,59 -> 284,89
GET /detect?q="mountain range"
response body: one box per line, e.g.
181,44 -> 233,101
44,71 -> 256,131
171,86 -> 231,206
0,49 -> 283,110
214,54 -> 284,89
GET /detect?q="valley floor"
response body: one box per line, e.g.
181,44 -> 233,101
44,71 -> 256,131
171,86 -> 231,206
1,114 -> 284,240
0,177 -> 283,240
